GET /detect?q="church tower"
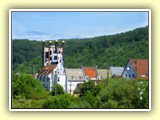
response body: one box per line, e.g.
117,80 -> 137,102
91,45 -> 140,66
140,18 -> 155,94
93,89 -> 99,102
39,40 -> 67,92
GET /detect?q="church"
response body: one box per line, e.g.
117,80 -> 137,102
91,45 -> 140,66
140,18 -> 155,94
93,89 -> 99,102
36,40 -> 110,93
37,40 -> 67,92
36,40 -> 148,94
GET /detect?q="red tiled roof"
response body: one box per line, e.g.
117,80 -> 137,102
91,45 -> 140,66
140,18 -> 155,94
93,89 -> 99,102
83,67 -> 98,79
130,59 -> 148,80
40,65 -> 57,75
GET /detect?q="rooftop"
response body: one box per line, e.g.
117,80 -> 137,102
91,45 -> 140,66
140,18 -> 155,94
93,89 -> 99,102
97,69 -> 111,79
83,66 -> 98,79
40,65 -> 57,76
66,68 -> 85,80
130,59 -> 148,80
110,67 -> 124,76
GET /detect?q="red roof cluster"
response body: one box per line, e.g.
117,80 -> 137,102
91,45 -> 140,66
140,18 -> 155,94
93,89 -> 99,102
130,59 -> 148,80
83,67 -> 97,79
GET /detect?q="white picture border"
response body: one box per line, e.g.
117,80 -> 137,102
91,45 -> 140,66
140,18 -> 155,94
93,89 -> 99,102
9,9 -> 151,111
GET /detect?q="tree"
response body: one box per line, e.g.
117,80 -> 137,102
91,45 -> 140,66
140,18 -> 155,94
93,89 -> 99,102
43,94 -> 80,108
13,26 -> 148,70
79,80 -> 95,97
96,78 -> 149,108
51,84 -> 64,96
12,73 -> 48,99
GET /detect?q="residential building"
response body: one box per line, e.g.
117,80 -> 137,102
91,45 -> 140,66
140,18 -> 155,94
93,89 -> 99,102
82,66 -> 98,80
110,67 -> 124,78
97,69 -> 111,80
122,59 -> 148,80
66,68 -> 85,94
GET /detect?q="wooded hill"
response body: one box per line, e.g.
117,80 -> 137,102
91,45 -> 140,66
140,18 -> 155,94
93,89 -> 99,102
12,26 -> 149,74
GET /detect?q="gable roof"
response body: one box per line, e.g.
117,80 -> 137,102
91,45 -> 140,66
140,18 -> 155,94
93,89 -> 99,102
110,67 -> 124,76
97,69 -> 111,79
129,59 -> 148,80
66,68 -> 85,80
74,83 -> 83,94
83,66 -> 98,79
39,65 -> 57,76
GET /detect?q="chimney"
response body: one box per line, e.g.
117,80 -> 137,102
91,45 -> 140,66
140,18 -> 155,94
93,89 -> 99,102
42,40 -> 45,68
48,41 -> 52,65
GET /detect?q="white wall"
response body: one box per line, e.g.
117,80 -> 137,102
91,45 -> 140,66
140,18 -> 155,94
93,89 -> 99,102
57,74 -> 67,91
67,81 -> 84,94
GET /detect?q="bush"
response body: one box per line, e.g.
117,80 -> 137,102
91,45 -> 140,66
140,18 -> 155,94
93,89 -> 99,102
51,84 -> 64,96
43,94 -> 79,108
12,73 -> 48,99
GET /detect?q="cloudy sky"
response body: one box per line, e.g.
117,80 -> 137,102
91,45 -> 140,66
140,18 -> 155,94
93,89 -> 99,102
12,10 -> 148,40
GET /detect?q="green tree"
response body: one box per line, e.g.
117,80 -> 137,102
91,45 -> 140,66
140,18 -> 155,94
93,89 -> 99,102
52,84 -> 64,96
43,94 -> 79,108
96,78 -> 148,108
12,73 -> 48,99
79,80 -> 95,97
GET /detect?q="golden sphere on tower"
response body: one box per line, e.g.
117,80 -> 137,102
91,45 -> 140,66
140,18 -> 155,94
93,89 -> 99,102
42,40 -> 45,43
62,41 -> 65,43
49,41 -> 52,44
55,40 -> 58,43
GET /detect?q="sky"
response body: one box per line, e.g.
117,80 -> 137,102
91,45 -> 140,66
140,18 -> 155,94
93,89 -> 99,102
12,10 -> 148,40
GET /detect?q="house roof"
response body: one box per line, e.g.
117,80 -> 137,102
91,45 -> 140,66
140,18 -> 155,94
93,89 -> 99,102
97,69 -> 111,79
110,67 -> 124,76
40,65 -> 57,76
83,66 -> 98,79
129,59 -> 148,80
74,83 -> 83,94
66,68 -> 85,80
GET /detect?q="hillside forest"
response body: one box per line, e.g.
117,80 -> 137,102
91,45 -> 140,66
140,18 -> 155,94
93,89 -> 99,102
11,26 -> 149,109
12,26 -> 148,74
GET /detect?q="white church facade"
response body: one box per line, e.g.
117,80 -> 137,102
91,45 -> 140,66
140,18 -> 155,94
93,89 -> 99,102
37,40 -> 67,92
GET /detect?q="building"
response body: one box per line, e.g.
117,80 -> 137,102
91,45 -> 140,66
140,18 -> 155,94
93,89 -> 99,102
97,69 -> 111,80
110,67 -> 124,78
37,40 -> 111,94
122,59 -> 148,80
37,40 -> 67,92
65,66 -> 110,94
66,68 -> 85,94
82,66 -> 99,80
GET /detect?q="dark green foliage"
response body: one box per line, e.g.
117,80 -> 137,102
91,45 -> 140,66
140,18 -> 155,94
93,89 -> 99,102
51,84 -> 65,96
13,39 -> 42,73
12,26 -> 149,109
12,26 -> 148,73
43,94 -> 80,108
12,77 -> 148,108
64,26 -> 148,68
79,80 -> 95,97
12,99 -> 45,108
96,78 -> 148,108
72,78 -> 148,109
12,73 -> 48,99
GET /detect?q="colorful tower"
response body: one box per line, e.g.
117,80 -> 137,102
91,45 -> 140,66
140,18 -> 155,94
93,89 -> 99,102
39,40 -> 67,92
